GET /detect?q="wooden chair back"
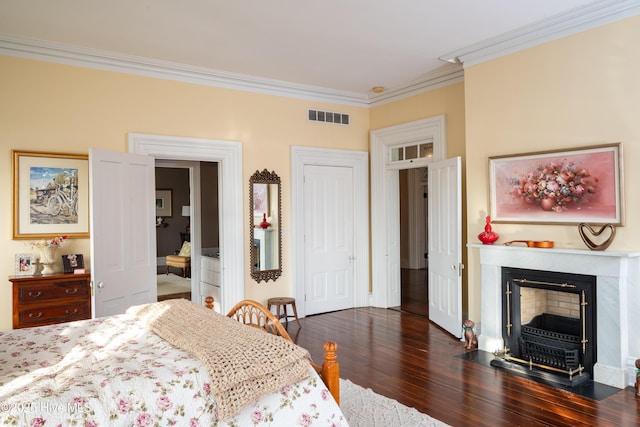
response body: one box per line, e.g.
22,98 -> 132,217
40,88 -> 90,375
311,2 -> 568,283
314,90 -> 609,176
226,299 -> 294,342
204,297 -> 340,405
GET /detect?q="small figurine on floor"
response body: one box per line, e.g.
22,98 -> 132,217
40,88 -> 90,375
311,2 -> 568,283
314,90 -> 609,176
635,359 -> 640,397
463,320 -> 478,350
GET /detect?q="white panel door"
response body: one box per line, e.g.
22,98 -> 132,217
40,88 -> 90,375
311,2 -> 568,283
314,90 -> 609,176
304,165 -> 354,315
90,148 -> 157,317
428,157 -> 462,338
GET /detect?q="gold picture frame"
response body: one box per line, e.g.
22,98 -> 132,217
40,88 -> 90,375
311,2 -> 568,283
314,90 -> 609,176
13,150 -> 90,239
489,143 -> 623,225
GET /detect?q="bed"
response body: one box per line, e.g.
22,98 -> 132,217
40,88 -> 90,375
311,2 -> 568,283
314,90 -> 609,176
0,298 -> 346,426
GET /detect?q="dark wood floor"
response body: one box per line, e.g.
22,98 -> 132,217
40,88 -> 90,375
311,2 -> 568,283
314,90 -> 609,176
293,308 -> 640,427
398,267 -> 428,317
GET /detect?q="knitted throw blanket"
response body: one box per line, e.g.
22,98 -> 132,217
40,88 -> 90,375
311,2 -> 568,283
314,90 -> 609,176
127,299 -> 311,420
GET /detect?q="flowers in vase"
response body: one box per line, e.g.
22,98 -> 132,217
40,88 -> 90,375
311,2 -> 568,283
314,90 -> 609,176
30,235 -> 67,249
512,160 -> 597,212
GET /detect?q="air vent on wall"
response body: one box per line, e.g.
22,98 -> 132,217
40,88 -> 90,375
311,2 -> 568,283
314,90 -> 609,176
308,109 -> 349,125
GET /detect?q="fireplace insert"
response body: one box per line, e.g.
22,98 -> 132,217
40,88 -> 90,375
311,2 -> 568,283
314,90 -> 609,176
491,267 -> 596,387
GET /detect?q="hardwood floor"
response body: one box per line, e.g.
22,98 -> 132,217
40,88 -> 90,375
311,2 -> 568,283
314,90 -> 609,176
397,267 -> 428,317
292,308 -> 640,427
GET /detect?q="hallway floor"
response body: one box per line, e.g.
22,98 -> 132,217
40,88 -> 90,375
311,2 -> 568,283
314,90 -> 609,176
392,268 -> 428,317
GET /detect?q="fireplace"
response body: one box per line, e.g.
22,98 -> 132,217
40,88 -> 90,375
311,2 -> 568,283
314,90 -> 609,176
490,267 -> 596,386
469,243 -> 640,389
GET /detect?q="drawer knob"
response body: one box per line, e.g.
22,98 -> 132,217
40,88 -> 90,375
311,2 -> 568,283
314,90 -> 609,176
65,309 -> 79,315
65,288 -> 79,294
28,291 -> 42,298
28,312 -> 43,319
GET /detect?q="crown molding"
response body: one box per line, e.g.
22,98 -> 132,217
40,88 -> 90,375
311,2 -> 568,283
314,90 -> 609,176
368,64 -> 464,107
2,2 -> 636,108
0,33 -> 372,107
438,0 -> 640,68
0,32 -> 465,107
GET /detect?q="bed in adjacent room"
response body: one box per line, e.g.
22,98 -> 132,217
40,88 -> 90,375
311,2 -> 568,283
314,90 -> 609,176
0,299 -> 346,426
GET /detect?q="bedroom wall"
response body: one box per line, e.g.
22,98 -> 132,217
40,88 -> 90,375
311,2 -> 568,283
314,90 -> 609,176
464,15 -> 640,327
0,55 -> 370,331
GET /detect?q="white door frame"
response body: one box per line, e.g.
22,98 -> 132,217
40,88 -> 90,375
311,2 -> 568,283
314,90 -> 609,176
291,146 -> 369,318
370,115 -> 447,307
128,133 -> 244,314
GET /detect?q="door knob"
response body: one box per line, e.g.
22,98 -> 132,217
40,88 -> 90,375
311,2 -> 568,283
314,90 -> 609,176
97,282 -> 104,289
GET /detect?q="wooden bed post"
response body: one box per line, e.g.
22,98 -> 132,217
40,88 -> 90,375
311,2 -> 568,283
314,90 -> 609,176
322,341 -> 340,405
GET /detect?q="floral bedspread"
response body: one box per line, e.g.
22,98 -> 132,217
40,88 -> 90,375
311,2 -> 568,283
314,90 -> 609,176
0,314 -> 348,426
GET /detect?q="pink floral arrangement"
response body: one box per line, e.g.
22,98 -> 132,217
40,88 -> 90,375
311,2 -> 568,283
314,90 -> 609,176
513,160 -> 597,211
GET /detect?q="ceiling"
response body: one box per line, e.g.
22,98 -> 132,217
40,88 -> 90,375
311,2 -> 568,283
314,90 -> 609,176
0,0 -> 637,105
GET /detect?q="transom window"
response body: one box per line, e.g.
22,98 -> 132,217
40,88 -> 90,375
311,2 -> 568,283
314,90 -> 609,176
389,139 -> 434,165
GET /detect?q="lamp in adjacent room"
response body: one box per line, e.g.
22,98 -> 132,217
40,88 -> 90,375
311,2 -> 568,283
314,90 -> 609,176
182,205 -> 191,232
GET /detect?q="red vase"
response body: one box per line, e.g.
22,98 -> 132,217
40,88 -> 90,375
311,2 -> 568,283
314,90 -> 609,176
259,213 -> 271,229
478,216 -> 498,245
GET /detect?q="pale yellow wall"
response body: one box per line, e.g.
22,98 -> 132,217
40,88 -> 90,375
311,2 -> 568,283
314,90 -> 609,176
465,15 -> 640,323
0,56 -> 370,331
370,82 -> 466,159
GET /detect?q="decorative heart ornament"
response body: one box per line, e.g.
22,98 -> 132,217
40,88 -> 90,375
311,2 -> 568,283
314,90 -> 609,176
578,223 -> 616,251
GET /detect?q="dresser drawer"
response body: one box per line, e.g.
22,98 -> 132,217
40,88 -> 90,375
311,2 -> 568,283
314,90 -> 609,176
201,269 -> 220,286
17,280 -> 90,303
201,256 -> 221,273
17,301 -> 91,327
10,273 -> 93,329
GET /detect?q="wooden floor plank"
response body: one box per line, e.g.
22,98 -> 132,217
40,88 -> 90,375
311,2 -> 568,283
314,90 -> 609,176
292,307 -> 640,427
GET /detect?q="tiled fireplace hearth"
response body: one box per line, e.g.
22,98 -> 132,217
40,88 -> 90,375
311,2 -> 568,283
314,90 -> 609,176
469,244 -> 640,389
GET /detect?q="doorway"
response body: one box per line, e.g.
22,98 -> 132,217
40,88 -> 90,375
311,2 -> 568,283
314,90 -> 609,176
155,165 -> 192,301
128,133 -> 244,314
397,167 -> 429,317
370,116 -> 463,338
291,146 -> 369,318
154,160 -> 220,303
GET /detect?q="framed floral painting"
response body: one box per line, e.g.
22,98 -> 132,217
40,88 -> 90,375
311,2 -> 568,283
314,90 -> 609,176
489,143 -> 623,225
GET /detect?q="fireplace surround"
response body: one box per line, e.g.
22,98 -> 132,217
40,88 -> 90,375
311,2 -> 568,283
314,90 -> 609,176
469,243 -> 640,389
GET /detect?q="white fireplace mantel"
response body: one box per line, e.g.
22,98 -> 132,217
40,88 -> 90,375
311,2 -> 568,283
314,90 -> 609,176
469,243 -> 640,389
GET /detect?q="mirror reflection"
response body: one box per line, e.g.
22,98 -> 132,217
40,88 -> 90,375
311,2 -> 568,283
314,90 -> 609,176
249,169 -> 281,282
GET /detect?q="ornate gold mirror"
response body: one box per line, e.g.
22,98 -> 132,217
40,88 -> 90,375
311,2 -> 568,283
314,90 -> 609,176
249,169 -> 282,282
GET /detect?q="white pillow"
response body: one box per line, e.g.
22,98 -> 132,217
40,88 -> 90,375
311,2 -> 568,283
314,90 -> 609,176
178,241 -> 191,257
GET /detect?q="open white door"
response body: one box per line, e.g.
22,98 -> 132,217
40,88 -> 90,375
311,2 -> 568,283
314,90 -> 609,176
90,148 -> 157,317
428,156 -> 462,338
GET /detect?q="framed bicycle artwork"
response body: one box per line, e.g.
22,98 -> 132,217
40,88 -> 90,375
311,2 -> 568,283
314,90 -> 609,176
13,151 -> 90,239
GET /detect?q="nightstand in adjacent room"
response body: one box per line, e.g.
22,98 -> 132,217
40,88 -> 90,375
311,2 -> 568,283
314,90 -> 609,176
9,272 -> 92,329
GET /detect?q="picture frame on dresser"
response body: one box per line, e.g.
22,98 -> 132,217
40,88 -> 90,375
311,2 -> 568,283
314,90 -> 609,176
12,150 -> 90,240
14,253 -> 35,276
62,253 -> 85,274
489,143 -> 623,225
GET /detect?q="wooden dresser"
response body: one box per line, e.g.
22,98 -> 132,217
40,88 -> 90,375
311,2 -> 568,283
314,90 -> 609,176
9,273 -> 92,329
